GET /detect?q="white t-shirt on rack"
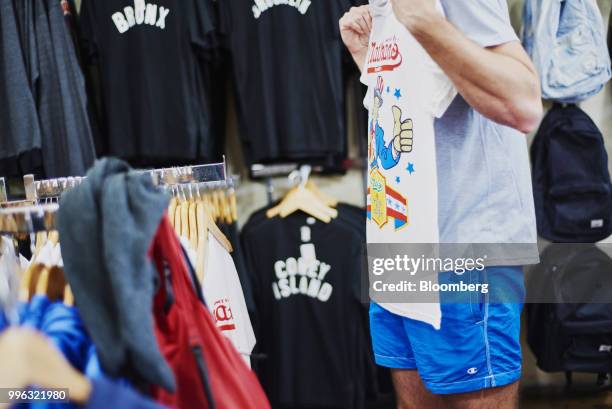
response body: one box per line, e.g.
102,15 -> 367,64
203,232 -> 256,366
362,0 -> 456,329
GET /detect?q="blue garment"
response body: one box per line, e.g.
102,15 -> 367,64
20,300 -> 91,409
370,120 -> 399,170
434,0 -> 539,266
369,266 -> 524,394
0,310 -> 7,332
20,295 -> 50,328
522,0 -> 611,103
40,303 -> 92,372
85,378 -> 166,409
16,301 -> 29,324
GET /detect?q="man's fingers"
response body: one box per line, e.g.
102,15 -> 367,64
401,119 -> 413,131
354,17 -> 368,35
340,6 -> 371,35
342,20 -> 362,34
361,10 -> 372,32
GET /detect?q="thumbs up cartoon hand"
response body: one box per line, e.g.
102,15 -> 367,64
392,106 -> 414,153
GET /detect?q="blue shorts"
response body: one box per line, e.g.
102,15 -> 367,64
369,266 -> 524,395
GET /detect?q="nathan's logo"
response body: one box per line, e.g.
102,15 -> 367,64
367,36 -> 403,73
252,0 -> 312,19
111,0 -> 170,34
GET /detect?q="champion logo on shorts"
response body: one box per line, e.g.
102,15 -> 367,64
467,367 -> 478,375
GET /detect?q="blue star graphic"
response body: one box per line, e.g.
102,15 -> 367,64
394,88 -> 402,100
395,176 -> 401,184
386,86 -> 390,94
406,163 -> 415,174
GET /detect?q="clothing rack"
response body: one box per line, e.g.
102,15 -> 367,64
0,159 -> 230,233
22,159 -> 228,202
0,204 -> 59,235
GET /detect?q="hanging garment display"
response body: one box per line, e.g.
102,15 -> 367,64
522,0 -> 612,103
78,0 -> 221,165
0,0 -> 96,179
242,201 -> 375,409
0,0 -> 44,178
169,187 -> 257,367
216,0 -> 358,170
361,0 -> 455,329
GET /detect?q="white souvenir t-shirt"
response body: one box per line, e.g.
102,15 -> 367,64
362,0 -> 456,329
203,233 -> 256,366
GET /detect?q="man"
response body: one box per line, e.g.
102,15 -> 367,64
339,1 -> 542,408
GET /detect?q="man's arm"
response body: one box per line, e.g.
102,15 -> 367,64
392,0 -> 542,134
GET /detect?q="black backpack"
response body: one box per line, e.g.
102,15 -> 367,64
531,104 -> 612,243
526,244 -> 612,383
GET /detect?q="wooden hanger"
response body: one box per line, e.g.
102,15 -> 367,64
168,197 -> 178,230
35,239 -> 65,301
306,181 -> 338,207
195,200 -> 233,282
187,185 -> 199,250
267,166 -> 337,222
173,200 -> 182,237
63,285 -> 74,307
229,190 -> 238,223
195,200 -> 210,284
180,197 -> 190,240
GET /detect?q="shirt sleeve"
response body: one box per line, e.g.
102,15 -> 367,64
429,68 -> 457,118
440,0 -> 518,47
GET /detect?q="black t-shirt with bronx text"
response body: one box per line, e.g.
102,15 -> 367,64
79,0 -> 220,164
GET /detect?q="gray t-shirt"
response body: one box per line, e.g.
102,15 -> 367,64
436,0 -> 539,264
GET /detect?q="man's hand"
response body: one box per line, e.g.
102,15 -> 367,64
390,0 -> 439,33
0,328 -> 92,409
339,6 -> 372,71
392,106 -> 413,153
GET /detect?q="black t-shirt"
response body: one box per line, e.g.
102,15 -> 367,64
217,0 -> 354,168
242,208 -> 373,408
79,0 -> 219,164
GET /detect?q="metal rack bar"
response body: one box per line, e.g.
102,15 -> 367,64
22,158 -> 228,203
1,159 -> 229,233
0,204 -> 58,234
